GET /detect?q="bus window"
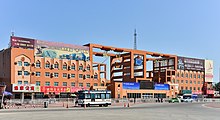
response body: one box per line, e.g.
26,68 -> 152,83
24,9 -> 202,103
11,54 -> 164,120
101,93 -> 105,99
85,93 -> 91,99
95,93 -> 101,99
78,94 -> 85,99
106,94 -> 111,99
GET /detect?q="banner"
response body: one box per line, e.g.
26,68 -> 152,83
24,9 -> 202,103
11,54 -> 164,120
34,40 -> 90,61
123,82 -> 140,90
154,84 -> 170,90
205,60 -> 213,82
12,84 -> 36,92
177,56 -> 204,71
40,86 -> 88,94
11,36 -> 35,49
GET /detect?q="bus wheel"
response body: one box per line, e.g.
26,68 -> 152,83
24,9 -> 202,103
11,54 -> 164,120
81,104 -> 84,107
99,105 -> 102,107
87,104 -> 90,107
104,104 -> 108,107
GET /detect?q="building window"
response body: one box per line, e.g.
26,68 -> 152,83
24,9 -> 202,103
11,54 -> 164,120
18,71 -> 22,76
190,74 -> 192,78
185,87 -> 188,90
177,73 -> 179,77
18,81 -> 22,85
190,87 -> 192,90
198,87 -> 200,90
63,82 -> 67,86
54,73 -> 59,78
79,65 -> 83,70
181,86 -> 183,90
176,80 -> 179,83
86,65 -> 90,70
79,83 -> 83,87
198,81 -> 200,84
94,83 -> 98,86
190,80 -> 192,84
45,72 -> 50,77
36,81 -> 40,86
18,61 -> 22,66
202,75 -> 204,78
194,74 -> 196,79
186,80 -> 188,84
63,63 -> 67,70
181,80 -> 184,84
45,62 -> 50,68
71,74 -> 75,78
181,73 -> 184,77
194,81 -> 196,84
198,74 -> 200,79
185,74 -> 188,78
45,82 -> 50,86
63,73 -> 67,78
94,73 -> 98,79
24,71 -> 29,76
71,82 -> 75,87
24,81 -> 28,85
71,64 -> 75,70
193,87 -> 196,90
36,72 -> 41,76
54,82 -> 59,86
36,61 -> 41,68
86,74 -> 90,79
24,62 -> 29,66
86,83 -> 90,87
79,74 -> 83,78
54,62 -> 59,69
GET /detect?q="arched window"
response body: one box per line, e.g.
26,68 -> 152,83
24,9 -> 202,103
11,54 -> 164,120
63,62 -> 67,70
79,64 -> 83,70
71,63 -> 76,70
86,65 -> 90,70
45,61 -> 50,68
54,62 -> 59,69
36,60 -> 41,68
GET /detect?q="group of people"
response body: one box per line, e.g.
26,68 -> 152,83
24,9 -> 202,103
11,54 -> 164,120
156,97 -> 163,103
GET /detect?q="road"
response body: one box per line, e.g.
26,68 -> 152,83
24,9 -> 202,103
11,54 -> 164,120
0,102 -> 220,120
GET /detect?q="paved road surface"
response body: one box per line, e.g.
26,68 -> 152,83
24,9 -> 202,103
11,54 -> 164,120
0,102 -> 220,120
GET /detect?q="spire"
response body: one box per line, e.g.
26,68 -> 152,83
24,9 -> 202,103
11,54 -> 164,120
134,29 -> 137,50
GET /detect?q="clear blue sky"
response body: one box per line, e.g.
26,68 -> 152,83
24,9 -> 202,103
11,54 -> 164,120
0,0 -> 220,82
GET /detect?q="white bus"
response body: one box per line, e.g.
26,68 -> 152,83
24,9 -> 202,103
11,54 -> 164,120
77,90 -> 111,107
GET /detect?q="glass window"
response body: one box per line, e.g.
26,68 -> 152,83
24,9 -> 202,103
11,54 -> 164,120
106,94 -> 111,99
95,93 -> 101,99
54,73 -> 59,77
45,62 -> 50,68
71,82 -> 75,87
190,87 -> 192,90
198,81 -> 200,84
24,81 -> 28,85
101,94 -> 105,99
18,71 -> 22,75
86,74 -> 90,78
54,63 -> 59,69
193,87 -> 196,90
186,80 -> 188,84
181,73 -> 184,77
45,72 -> 50,77
94,83 -> 98,86
181,80 -> 184,84
71,74 -> 75,78
87,65 -> 90,70
79,74 -> 83,78
63,82 -> 67,86
79,83 -> 83,87
54,82 -> 59,86
190,80 -> 192,84
63,63 -> 67,70
18,81 -> 22,84
194,81 -> 196,84
185,87 -> 188,90
36,61 -> 41,68
86,83 -> 90,87
198,87 -> 200,90
194,74 -> 196,79
85,94 -> 91,99
176,80 -> 179,83
71,65 -> 75,70
24,71 -> 29,76
36,81 -> 40,86
18,61 -> 22,66
94,74 -> 98,79
36,72 -> 41,76
177,73 -> 179,77
45,82 -> 50,86
181,87 -> 183,90
198,74 -> 200,79
190,74 -> 192,78
63,73 -> 67,78
79,65 -> 83,70
24,62 -> 29,66
185,73 -> 188,78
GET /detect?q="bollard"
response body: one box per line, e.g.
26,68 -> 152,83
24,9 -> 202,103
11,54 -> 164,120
127,103 -> 130,107
124,103 -> 126,107
84,104 -> 86,109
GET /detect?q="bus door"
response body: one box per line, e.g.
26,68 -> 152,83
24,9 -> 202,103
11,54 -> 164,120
91,93 -> 95,102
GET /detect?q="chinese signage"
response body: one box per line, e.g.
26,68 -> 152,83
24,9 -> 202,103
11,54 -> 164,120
154,84 -> 170,90
34,40 -> 90,61
41,86 -> 88,94
123,82 -> 140,90
177,56 -> 204,71
12,84 -> 36,92
205,60 -> 213,82
10,36 -> 35,49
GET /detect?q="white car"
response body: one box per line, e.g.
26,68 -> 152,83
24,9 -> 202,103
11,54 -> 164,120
183,98 -> 193,102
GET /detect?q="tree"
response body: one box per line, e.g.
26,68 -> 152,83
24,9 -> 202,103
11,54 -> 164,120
213,82 -> 220,91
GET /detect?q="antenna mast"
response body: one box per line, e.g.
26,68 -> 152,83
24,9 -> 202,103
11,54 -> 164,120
134,29 -> 137,50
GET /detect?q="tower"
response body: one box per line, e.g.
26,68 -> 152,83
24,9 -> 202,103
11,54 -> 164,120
134,29 -> 137,50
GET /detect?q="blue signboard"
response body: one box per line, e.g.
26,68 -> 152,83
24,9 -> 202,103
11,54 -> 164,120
123,82 -> 140,90
134,56 -> 143,66
154,84 -> 170,90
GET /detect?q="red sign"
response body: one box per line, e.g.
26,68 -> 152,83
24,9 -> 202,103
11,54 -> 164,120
41,86 -> 88,94
11,36 -> 35,49
12,84 -> 36,92
192,90 -> 203,94
207,90 -> 214,94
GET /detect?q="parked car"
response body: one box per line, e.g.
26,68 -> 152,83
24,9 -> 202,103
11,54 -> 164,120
183,98 -> 193,102
168,98 -> 180,103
